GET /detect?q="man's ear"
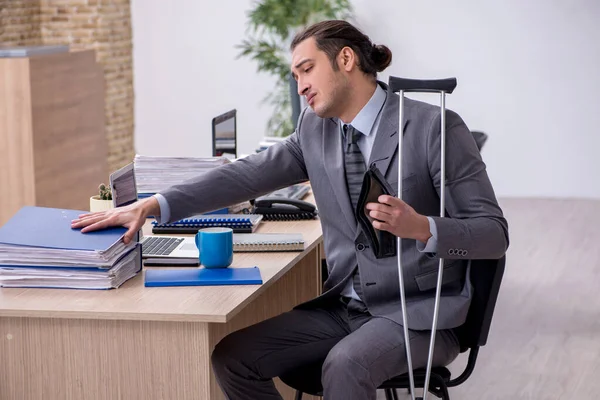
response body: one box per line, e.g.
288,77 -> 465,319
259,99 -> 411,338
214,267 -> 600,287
338,46 -> 356,72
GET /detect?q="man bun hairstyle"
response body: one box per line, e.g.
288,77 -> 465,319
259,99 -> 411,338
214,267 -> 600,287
371,44 -> 392,72
291,20 -> 392,78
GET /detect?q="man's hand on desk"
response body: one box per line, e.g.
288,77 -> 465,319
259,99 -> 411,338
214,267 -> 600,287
70,197 -> 160,244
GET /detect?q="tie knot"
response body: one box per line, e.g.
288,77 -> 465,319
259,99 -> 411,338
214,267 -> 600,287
344,124 -> 361,145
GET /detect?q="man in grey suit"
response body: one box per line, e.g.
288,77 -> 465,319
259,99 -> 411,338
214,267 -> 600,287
72,20 -> 508,400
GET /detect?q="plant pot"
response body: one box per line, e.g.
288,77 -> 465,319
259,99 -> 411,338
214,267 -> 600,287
90,195 -> 114,213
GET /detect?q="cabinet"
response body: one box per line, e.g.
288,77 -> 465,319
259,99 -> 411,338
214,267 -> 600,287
0,50 -> 107,225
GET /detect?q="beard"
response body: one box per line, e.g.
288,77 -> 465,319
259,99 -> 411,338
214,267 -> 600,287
313,72 -> 350,119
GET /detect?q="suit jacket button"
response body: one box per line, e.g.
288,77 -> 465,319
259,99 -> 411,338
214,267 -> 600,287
356,243 -> 366,251
463,250 -> 468,256
448,249 -> 455,255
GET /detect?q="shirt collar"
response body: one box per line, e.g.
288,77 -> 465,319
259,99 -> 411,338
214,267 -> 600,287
339,84 -> 387,137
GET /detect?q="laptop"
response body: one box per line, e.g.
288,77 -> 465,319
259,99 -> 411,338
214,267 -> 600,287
141,232 -> 306,260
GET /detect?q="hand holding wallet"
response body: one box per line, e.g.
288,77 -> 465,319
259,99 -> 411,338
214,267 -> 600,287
356,164 -> 398,259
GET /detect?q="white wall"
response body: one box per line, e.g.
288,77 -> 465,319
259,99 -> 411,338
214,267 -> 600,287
131,0 -> 276,159
132,0 -> 600,198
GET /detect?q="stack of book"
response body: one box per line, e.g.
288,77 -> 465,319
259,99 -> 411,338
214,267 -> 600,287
0,206 -> 141,290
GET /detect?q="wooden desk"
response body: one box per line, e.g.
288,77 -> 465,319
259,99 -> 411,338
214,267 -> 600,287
0,218 -> 323,400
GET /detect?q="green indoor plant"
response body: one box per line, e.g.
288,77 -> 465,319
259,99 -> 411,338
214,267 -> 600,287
89,183 -> 114,212
237,0 -> 353,137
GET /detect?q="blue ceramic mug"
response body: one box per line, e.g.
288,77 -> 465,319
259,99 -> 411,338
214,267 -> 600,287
194,227 -> 233,268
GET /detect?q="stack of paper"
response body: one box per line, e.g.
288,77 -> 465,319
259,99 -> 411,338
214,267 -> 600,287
0,206 -> 141,290
0,250 -> 140,290
133,154 -> 231,196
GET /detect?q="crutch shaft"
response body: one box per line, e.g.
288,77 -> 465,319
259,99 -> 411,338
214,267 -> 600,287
397,91 -> 417,400
422,91 -> 447,400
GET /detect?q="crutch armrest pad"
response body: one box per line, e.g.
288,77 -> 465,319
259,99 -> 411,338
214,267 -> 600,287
389,76 -> 457,94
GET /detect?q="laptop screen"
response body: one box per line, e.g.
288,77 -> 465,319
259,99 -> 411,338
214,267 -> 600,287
212,109 -> 237,160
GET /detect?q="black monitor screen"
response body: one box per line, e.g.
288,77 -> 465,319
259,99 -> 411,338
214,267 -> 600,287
212,109 -> 237,159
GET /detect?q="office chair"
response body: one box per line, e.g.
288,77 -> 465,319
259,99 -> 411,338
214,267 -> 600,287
471,130 -> 488,151
279,256 -> 506,400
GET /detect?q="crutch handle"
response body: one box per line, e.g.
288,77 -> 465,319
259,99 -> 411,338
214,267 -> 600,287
389,77 -> 457,94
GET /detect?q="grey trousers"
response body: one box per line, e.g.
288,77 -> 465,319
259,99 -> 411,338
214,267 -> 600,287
211,298 -> 460,400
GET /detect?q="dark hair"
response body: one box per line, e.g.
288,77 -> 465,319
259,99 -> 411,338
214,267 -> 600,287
290,20 -> 392,77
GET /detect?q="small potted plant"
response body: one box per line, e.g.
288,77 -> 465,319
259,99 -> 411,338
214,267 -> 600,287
89,183 -> 114,212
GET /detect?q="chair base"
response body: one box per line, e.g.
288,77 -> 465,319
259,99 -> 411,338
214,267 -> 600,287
282,365 -> 451,400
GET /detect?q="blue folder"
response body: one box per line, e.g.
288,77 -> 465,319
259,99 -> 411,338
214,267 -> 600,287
0,206 -> 126,251
144,267 -> 263,287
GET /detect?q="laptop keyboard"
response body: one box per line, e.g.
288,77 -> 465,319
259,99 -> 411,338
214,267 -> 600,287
142,236 -> 184,256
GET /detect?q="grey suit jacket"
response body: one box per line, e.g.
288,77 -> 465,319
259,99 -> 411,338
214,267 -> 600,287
160,82 -> 509,330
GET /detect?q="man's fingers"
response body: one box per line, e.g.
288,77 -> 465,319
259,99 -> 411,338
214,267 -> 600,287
123,224 -> 140,244
76,211 -> 105,220
365,202 -> 392,214
372,220 -> 392,232
369,210 -> 391,222
377,195 -> 403,206
72,213 -> 106,226
80,218 -> 115,233
366,195 -> 405,211
74,211 -> 140,244
71,214 -> 107,228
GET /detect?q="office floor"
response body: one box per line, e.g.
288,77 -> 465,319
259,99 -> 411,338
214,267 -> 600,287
376,197 -> 600,400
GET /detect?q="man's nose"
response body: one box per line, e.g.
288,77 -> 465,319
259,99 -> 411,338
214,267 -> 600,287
298,79 -> 309,96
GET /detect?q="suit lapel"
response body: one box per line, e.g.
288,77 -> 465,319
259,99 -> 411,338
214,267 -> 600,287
368,90 -> 410,177
323,118 -> 358,231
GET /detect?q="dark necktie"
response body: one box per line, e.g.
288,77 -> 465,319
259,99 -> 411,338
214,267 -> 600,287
343,124 -> 367,300
343,124 -> 366,211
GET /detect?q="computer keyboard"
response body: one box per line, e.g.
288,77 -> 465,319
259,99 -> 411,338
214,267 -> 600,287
142,236 -> 184,256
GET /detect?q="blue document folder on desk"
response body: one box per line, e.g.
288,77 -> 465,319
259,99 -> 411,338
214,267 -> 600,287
0,206 -> 126,250
0,206 -> 141,289
144,267 -> 263,287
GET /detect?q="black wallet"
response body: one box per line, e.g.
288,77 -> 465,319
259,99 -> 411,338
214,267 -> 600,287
356,164 -> 398,259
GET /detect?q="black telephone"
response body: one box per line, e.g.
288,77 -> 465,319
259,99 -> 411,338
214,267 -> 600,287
252,197 -> 318,221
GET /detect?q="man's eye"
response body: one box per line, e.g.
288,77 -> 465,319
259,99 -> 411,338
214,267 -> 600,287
305,66 -> 313,73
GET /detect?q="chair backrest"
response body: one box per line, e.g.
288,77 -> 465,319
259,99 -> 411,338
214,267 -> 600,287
454,256 -> 506,352
471,131 -> 488,151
